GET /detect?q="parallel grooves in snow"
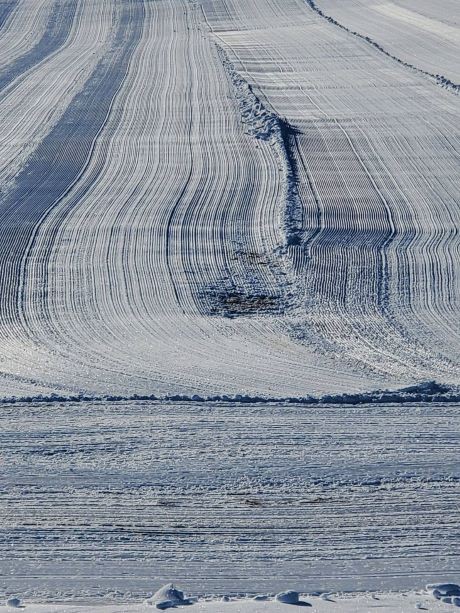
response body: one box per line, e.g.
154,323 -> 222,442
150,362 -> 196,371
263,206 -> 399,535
202,0 -> 460,386
315,0 -> 460,84
0,0 -> 78,95
0,0 -> 18,32
1,400 -> 459,600
217,45 -> 303,248
0,0 -> 116,199
0,0 -> 53,76
0,0 -> 458,398
305,0 -> 460,94
0,0 -> 373,398
0,2 -> 459,601
0,1 -> 144,378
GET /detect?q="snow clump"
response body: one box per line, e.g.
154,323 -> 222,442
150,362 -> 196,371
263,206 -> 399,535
148,583 -> 193,609
427,583 -> 460,606
275,590 -> 300,604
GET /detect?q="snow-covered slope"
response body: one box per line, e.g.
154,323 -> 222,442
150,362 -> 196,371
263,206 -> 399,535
0,0 -> 458,398
1,1 -> 459,605
202,0 -> 460,390
315,0 -> 460,84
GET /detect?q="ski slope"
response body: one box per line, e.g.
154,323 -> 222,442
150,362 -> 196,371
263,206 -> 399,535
0,0 -> 458,399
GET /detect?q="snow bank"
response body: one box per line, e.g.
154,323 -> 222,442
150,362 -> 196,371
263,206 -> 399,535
1,380 -> 459,407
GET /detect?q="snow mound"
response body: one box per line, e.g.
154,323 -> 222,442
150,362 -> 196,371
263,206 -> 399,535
428,583 -> 460,597
275,590 -> 311,606
428,584 -> 460,606
147,583 -> 193,609
275,591 -> 299,604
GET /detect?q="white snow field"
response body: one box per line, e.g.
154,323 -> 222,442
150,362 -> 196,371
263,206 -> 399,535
0,400 -> 459,601
314,0 -> 460,84
0,0 -> 459,607
0,0 -> 458,399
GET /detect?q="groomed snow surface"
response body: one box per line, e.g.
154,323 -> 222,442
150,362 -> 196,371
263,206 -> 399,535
0,0 -> 458,400
1,401 -> 459,603
0,0 -> 459,609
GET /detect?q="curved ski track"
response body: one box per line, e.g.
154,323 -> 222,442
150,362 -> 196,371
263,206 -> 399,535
0,0 -> 459,397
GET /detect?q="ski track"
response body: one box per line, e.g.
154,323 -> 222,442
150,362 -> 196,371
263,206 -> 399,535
0,0 -> 458,398
0,400 -> 459,601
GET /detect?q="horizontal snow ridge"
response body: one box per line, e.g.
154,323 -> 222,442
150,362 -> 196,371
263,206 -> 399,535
2,381 -> 459,406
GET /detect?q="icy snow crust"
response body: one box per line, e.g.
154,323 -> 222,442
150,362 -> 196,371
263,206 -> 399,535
0,0 -> 458,398
1,400 -> 459,601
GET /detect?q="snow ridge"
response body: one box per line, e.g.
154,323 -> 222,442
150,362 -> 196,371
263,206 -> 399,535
2,381 -> 459,406
304,0 -> 460,95
217,46 -> 303,247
